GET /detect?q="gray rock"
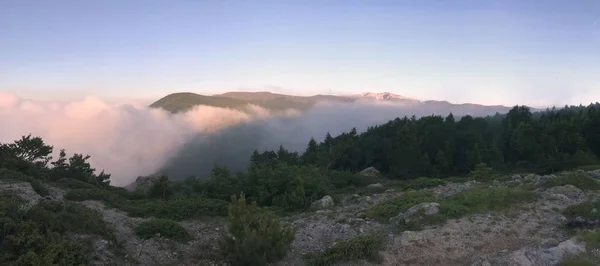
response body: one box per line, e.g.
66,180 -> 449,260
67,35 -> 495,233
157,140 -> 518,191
390,202 -> 440,224
367,183 -> 384,189
546,185 -> 585,201
588,169 -> 600,179
511,174 -> 522,181
359,167 -> 380,177
471,237 -> 585,266
311,195 -> 334,210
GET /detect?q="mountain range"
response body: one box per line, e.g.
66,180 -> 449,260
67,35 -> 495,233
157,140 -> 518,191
149,91 -> 512,116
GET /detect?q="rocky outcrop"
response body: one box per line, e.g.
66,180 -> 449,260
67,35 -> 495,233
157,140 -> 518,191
0,181 -> 42,208
389,202 -> 441,224
359,167 -> 380,177
470,237 -> 586,266
311,195 -> 334,210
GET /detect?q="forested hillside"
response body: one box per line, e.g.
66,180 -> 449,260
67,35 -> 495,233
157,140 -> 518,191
254,104 -> 600,179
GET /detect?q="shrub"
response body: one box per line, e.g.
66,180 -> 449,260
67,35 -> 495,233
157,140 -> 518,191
564,200 -> 600,220
56,178 -> 98,189
406,177 -> 446,190
220,193 -> 295,266
366,191 -> 434,222
543,173 -> 600,191
134,219 -> 188,241
125,197 -> 228,220
0,195 -> 112,265
65,188 -> 228,220
29,178 -> 49,196
469,163 -> 495,181
306,234 -> 383,266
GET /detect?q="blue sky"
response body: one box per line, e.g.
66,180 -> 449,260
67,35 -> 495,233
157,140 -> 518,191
1,0 -> 599,106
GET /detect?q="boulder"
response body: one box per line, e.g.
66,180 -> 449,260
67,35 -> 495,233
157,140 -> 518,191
311,195 -> 334,210
588,169 -> 600,179
545,185 -> 585,201
367,183 -> 384,189
511,174 -> 522,181
390,202 -> 440,224
359,167 -> 380,177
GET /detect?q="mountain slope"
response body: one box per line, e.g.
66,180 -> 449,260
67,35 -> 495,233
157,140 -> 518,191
149,91 -> 513,115
149,92 -> 250,113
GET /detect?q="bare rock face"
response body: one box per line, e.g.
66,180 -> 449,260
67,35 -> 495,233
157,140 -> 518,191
359,167 -> 381,177
0,181 -> 42,208
389,202 -> 441,224
469,237 -> 586,266
311,195 -> 335,210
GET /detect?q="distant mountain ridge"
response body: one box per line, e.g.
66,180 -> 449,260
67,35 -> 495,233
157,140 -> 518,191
149,91 -> 512,116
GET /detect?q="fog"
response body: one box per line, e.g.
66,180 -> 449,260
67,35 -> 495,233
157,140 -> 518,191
0,91 -> 511,186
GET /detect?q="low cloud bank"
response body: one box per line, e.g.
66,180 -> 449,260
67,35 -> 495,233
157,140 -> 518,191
1,91 -> 512,185
158,99 -> 512,180
0,91 -> 273,186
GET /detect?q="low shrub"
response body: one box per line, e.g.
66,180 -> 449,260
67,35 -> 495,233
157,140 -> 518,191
134,219 -> 188,241
563,201 -> 600,220
29,178 -> 49,196
220,193 -> 295,266
0,195 -> 112,265
366,191 -> 434,222
56,178 -> 98,189
306,234 -> 383,266
406,177 -> 446,190
543,173 -> 600,191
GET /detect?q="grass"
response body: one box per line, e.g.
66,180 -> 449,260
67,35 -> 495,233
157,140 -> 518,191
134,219 -> 189,242
305,234 -> 383,266
542,172 -> 600,191
366,186 -> 537,228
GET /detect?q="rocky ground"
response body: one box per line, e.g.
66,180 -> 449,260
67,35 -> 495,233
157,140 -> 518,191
3,169 -> 600,266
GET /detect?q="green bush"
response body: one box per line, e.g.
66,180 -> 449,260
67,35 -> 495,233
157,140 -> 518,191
29,178 -> 49,196
543,173 -> 600,191
563,201 -> 600,220
56,178 -> 98,189
469,163 -> 496,181
134,219 -> 188,241
306,235 -> 383,266
65,188 -> 228,220
366,191 -> 434,222
0,195 -> 113,265
406,177 -> 446,190
125,197 -> 228,220
366,186 -> 536,226
220,193 -> 295,266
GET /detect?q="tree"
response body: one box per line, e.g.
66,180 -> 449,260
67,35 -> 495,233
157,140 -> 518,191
148,175 -> 173,200
300,138 -> 319,165
433,149 -> 449,177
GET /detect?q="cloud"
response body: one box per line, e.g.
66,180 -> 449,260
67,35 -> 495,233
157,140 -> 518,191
1,91 -> 514,186
0,91 -> 271,186
158,99 -> 512,180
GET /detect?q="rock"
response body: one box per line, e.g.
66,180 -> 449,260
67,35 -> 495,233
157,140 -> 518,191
359,167 -> 380,177
546,185 -> 585,201
355,212 -> 367,219
0,182 -> 42,208
470,237 -> 585,266
434,181 -> 477,197
367,183 -> 384,189
311,195 -> 334,210
385,189 -> 396,193
492,180 -> 501,186
566,216 -> 599,229
390,202 -> 440,224
588,169 -> 600,179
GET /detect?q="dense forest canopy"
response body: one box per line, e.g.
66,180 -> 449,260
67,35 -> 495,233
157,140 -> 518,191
252,103 -> 600,178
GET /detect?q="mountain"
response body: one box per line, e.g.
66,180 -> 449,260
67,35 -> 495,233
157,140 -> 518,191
149,91 -> 512,116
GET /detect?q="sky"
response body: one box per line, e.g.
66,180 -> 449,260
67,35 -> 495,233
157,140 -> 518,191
1,0 -> 599,106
